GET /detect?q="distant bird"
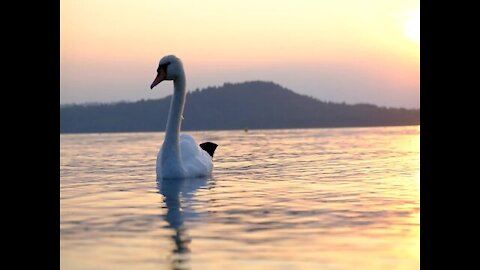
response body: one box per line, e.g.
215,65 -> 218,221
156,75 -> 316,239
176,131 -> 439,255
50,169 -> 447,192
150,55 -> 218,179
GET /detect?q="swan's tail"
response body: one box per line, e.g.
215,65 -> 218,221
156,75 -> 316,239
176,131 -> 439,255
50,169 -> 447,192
199,142 -> 218,158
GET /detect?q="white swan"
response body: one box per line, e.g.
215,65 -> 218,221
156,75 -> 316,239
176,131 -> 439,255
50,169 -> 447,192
150,55 -> 218,179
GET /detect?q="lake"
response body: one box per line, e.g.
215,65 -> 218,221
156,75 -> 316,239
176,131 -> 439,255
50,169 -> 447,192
60,126 -> 420,270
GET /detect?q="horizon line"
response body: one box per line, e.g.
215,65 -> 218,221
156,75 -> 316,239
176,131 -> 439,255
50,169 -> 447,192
60,80 -> 420,110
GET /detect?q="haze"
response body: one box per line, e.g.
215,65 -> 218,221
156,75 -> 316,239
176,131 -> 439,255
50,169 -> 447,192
60,0 -> 419,108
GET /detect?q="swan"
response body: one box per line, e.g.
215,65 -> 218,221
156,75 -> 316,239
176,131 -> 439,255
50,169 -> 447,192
150,55 -> 218,179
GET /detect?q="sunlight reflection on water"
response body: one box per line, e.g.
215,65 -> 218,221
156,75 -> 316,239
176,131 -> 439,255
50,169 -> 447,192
60,126 -> 419,270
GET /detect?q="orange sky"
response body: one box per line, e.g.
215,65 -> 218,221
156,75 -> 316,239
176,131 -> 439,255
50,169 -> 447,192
60,0 -> 419,108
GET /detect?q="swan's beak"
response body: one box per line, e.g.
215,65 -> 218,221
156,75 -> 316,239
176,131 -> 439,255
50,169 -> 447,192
150,69 -> 166,89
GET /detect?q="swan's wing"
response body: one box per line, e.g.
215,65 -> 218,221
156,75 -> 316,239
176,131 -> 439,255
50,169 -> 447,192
179,134 -> 200,157
179,134 -> 213,177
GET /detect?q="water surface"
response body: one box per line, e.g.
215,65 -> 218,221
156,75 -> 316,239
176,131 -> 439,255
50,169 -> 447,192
60,126 -> 420,270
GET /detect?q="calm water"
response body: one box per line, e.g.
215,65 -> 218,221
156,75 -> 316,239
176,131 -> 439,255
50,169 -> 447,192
60,126 -> 420,270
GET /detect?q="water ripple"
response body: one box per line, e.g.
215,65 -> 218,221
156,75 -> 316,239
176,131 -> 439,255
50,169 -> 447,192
61,126 -> 419,270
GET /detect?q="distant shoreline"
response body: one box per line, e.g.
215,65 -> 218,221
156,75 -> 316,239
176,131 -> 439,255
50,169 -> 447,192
60,81 -> 419,134
60,124 -> 420,135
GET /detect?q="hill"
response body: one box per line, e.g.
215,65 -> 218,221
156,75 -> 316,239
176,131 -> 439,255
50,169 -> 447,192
60,81 -> 419,133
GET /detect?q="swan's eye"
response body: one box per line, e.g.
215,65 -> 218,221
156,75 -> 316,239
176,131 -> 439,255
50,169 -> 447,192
157,62 -> 171,73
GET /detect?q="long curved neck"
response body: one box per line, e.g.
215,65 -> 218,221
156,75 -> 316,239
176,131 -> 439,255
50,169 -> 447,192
162,74 -> 186,161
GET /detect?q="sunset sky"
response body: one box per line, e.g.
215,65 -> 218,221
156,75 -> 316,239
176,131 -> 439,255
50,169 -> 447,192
60,0 -> 419,108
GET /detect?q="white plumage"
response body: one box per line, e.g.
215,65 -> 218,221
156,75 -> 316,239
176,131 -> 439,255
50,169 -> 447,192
150,55 -> 217,179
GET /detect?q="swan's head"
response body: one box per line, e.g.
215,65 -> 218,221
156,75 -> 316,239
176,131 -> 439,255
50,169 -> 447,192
150,55 -> 184,89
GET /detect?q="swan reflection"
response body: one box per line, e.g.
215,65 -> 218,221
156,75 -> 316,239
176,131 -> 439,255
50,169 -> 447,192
157,177 -> 210,270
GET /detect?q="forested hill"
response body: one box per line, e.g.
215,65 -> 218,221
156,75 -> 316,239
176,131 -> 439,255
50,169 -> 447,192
60,81 -> 419,133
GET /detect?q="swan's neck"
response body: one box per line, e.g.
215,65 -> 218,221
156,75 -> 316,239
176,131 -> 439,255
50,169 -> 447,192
162,75 -> 186,164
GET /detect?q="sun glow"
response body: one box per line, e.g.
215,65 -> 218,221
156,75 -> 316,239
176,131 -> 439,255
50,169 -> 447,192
404,9 -> 420,43
61,0 -> 420,108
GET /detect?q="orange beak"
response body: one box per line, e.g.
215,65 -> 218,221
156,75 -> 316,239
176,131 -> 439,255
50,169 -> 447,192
150,69 -> 167,89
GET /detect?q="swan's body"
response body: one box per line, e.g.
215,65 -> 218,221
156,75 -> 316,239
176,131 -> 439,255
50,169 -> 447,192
157,134 -> 214,178
150,55 -> 217,179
